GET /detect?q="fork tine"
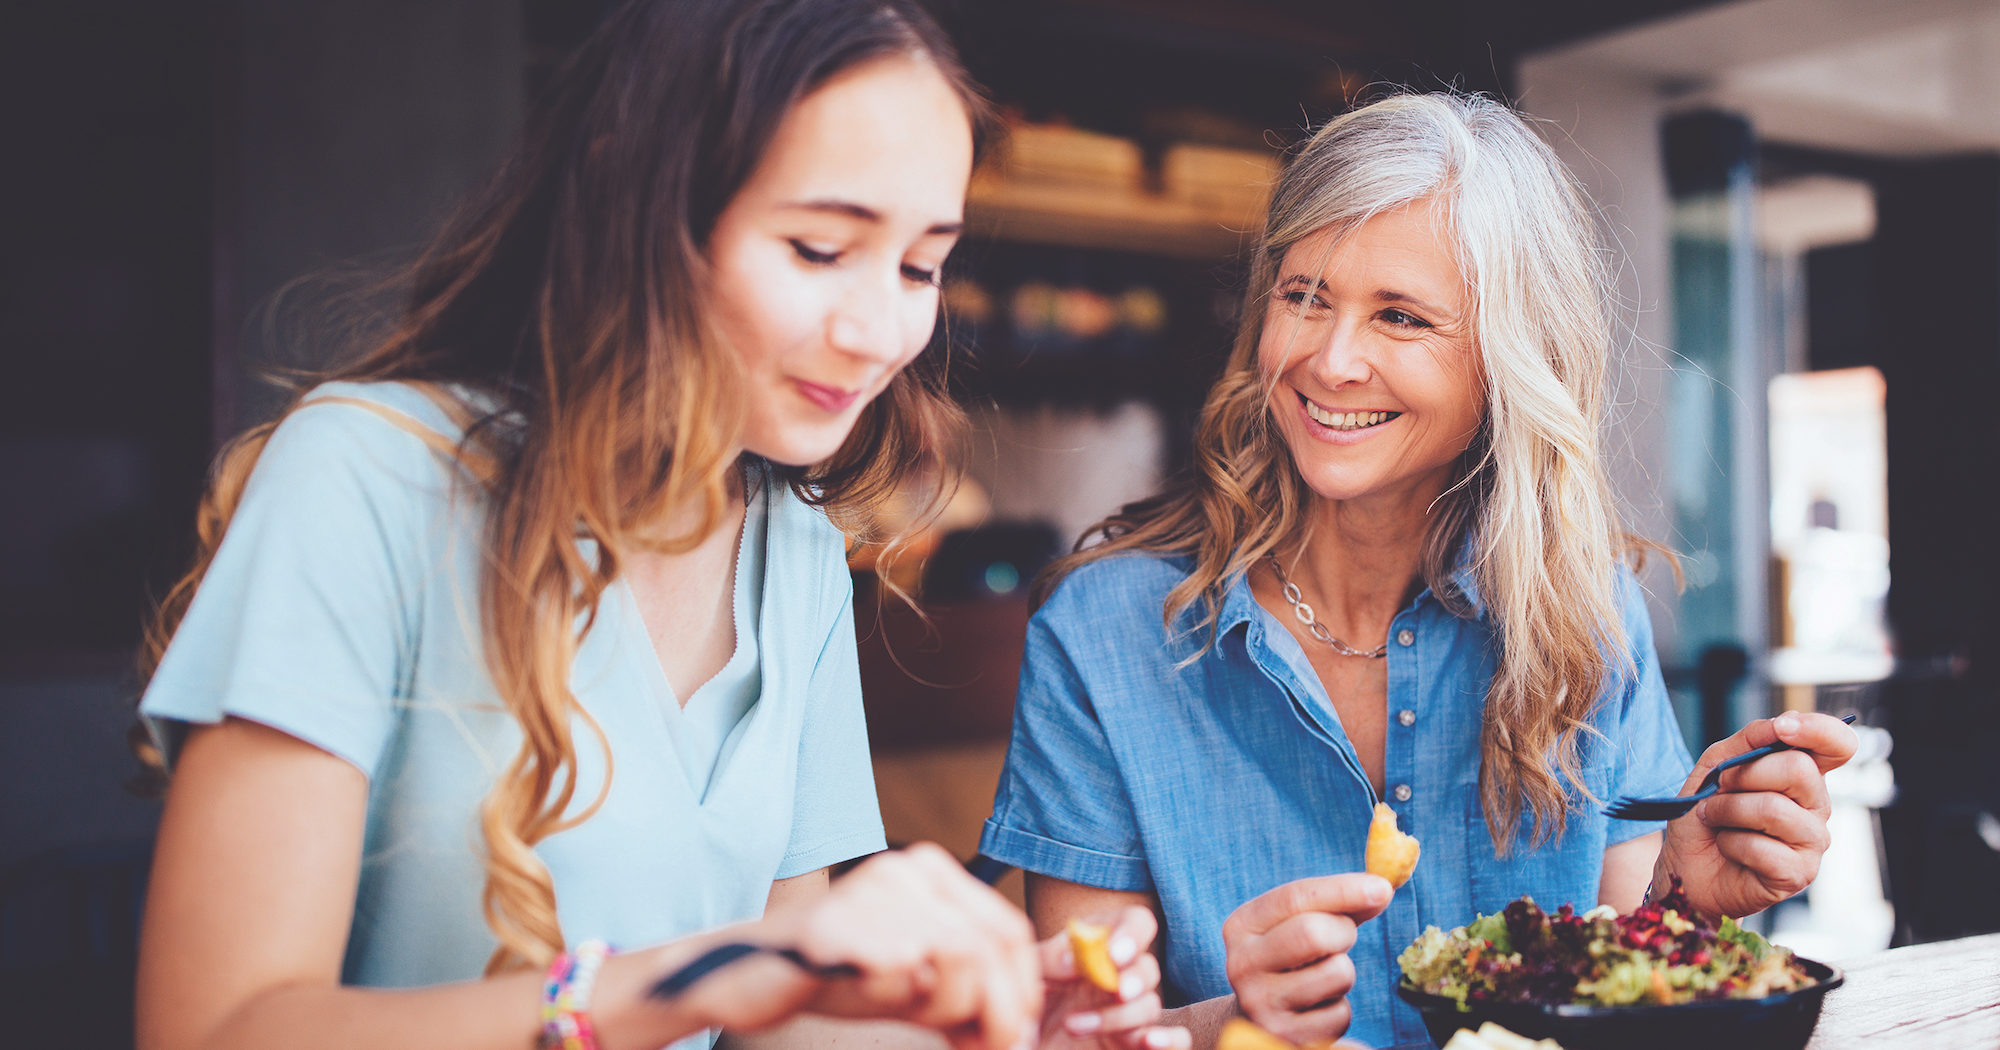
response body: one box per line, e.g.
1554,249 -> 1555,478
1604,798 -> 1690,821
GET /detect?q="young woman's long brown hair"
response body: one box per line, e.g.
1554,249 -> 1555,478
1038,93 -> 1664,856
139,0 -> 989,973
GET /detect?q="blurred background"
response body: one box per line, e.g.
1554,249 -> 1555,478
5,0 -> 1999,1043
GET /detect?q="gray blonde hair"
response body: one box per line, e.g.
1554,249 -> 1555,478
1043,91 -> 1647,853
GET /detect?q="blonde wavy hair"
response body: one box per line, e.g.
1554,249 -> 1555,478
137,0 -> 989,974
1041,92 -> 1659,854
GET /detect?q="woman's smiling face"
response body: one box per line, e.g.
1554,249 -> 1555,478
1259,197 -> 1486,508
704,55 -> 973,468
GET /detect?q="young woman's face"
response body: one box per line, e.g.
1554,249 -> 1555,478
706,55 -> 974,467
1258,198 -> 1485,508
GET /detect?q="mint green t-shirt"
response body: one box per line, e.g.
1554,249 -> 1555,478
141,382 -> 885,1024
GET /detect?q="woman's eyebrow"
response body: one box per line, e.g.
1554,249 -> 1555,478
778,198 -> 963,236
1277,274 -> 1324,292
1377,288 -> 1454,318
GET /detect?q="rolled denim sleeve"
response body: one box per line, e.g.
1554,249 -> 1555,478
1605,569 -> 1696,845
982,596 -> 1152,892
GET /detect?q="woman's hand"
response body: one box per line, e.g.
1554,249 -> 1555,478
1656,711 -> 1859,918
701,844 -> 1043,1050
1039,906 -> 1188,1050
1221,874 -> 1392,1045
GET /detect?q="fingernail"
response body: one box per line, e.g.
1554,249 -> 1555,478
1777,712 -> 1801,734
1065,1013 -> 1103,1035
1109,933 -> 1139,965
1696,799 -> 1712,821
1370,876 -> 1393,904
1145,1030 -> 1175,1049
1120,973 -> 1144,1002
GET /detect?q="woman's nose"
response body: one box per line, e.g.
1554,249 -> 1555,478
826,273 -> 904,363
1313,322 -> 1373,387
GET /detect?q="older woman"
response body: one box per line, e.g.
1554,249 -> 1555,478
980,93 -> 1856,1049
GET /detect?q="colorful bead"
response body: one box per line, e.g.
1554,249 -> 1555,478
540,939 -> 613,1050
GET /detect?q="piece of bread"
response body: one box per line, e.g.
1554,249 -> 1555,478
1364,802 -> 1421,889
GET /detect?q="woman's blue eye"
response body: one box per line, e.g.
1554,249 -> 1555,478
1383,308 -> 1432,328
790,240 -> 840,265
1278,289 -> 1326,311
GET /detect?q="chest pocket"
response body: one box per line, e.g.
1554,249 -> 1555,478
1463,758 -> 1613,920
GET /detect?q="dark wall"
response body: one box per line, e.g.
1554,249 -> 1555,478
0,2 -> 214,668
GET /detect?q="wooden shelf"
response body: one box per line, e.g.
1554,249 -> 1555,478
966,175 -> 1265,259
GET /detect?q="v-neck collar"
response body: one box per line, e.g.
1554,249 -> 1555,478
617,467 -> 774,803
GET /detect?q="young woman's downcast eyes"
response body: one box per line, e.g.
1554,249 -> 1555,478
787,238 -> 943,289
788,239 -> 840,266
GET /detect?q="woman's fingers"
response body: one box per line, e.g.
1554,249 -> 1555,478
1256,911 -> 1359,973
1122,1027 -> 1192,1050
1716,748 -> 1831,816
796,844 -> 1043,1049
1699,788 -> 1830,851
1226,874 -> 1391,940
1264,996 -> 1353,1046
904,844 -> 1040,1048
1065,989 -> 1163,1036
1712,828 -> 1819,895
1039,905 -> 1153,984
1689,713 -> 1858,789
1269,950 -> 1358,1013
1105,905 -> 1158,972
1773,711 -> 1860,773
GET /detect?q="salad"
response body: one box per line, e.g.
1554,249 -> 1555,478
1399,878 -> 1812,1007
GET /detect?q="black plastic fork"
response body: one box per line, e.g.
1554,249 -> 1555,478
1602,713 -> 1856,822
646,854 -> 1018,1002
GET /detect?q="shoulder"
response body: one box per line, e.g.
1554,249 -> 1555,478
248,381 -> 479,528
1609,560 -> 1664,644
1033,549 -> 1196,638
274,381 -> 471,469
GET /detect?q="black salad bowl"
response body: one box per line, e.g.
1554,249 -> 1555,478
1395,957 -> 1843,1050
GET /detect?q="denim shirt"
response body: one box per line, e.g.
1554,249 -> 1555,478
981,552 -> 1690,1050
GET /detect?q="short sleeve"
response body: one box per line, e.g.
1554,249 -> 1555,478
981,595 -> 1152,892
776,547 -> 887,878
139,399 -> 442,778
1603,569 -> 1695,845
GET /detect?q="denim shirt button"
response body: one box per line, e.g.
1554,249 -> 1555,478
1396,628 -> 1415,647
1392,783 -> 1412,802
1397,709 -> 1416,727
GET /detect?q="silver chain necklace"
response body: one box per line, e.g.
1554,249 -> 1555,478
1267,555 -> 1388,658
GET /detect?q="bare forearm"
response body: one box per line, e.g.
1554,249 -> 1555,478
719,1017 -> 947,1050
153,943 -> 712,1050
1163,995 -> 1238,1049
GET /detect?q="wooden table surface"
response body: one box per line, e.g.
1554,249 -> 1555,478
1804,932 -> 2000,1048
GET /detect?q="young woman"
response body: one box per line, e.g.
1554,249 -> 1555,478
134,2 -> 1182,1049
980,93 -> 1857,1049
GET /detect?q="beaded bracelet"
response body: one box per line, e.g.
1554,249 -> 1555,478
541,939 -> 613,1050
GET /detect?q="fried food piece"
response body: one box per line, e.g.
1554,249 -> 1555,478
1364,801 -> 1421,890
1066,919 -> 1121,994
1216,1016 -> 1328,1048
1440,1022 -> 1568,1049
1216,1018 -> 1345,1050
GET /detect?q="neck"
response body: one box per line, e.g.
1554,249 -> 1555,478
643,454 -> 748,549
1286,475 -> 1445,629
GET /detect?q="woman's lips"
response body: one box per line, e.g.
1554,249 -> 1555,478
1295,390 -> 1402,445
793,378 -> 861,413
